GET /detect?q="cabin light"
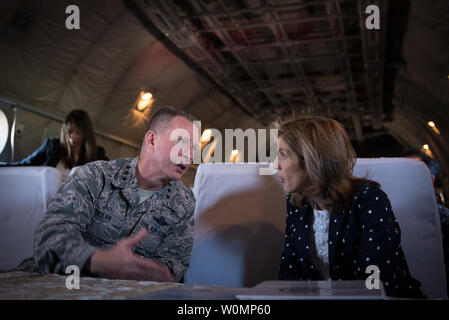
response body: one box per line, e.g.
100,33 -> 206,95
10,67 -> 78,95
202,140 -> 217,163
142,93 -> 152,100
230,149 -> 239,163
137,91 -> 154,111
427,121 -> 440,135
201,129 -> 212,143
422,144 -> 433,157
0,110 -> 9,154
137,100 -> 149,111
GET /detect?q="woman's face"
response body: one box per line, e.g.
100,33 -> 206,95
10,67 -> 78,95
67,123 -> 84,149
276,137 -> 309,193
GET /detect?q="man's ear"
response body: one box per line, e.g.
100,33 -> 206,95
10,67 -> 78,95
144,130 -> 157,152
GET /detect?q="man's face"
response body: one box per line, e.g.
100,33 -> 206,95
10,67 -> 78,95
151,116 -> 198,181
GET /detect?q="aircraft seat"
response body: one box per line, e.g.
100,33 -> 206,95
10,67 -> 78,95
353,158 -> 447,299
184,162 -> 286,287
0,166 -> 61,271
186,159 -> 447,299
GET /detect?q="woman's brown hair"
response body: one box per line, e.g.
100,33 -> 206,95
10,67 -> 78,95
59,109 -> 97,169
275,115 -> 379,211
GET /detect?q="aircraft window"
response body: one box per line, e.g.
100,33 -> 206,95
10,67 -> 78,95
0,110 -> 9,154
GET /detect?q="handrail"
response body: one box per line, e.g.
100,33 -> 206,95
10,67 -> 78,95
0,95 -> 141,149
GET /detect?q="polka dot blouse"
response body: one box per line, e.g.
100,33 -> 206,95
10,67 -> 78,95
279,182 -> 425,298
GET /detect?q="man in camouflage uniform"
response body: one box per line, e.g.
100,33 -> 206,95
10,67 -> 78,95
33,106 -> 198,282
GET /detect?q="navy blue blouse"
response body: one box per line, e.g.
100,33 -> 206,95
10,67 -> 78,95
279,183 -> 425,298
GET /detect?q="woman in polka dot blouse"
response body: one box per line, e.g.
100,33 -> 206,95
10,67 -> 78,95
275,116 -> 424,298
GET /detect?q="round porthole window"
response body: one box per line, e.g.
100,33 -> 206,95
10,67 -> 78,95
0,110 -> 9,154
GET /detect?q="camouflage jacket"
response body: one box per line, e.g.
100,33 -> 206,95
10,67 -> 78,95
33,157 -> 196,282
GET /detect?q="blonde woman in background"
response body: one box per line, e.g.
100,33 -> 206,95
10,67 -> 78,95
0,109 -> 108,181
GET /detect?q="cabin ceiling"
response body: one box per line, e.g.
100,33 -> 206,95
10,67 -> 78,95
129,0 -> 388,137
0,0 -> 448,166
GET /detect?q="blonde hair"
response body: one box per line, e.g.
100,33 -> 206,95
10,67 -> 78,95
275,115 -> 378,211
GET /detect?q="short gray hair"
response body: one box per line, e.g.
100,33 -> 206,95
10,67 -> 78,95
146,106 -> 197,134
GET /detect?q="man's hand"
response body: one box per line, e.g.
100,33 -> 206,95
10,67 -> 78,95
86,228 -> 175,282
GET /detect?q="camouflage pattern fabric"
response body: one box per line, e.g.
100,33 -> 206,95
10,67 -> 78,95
33,157 -> 195,282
